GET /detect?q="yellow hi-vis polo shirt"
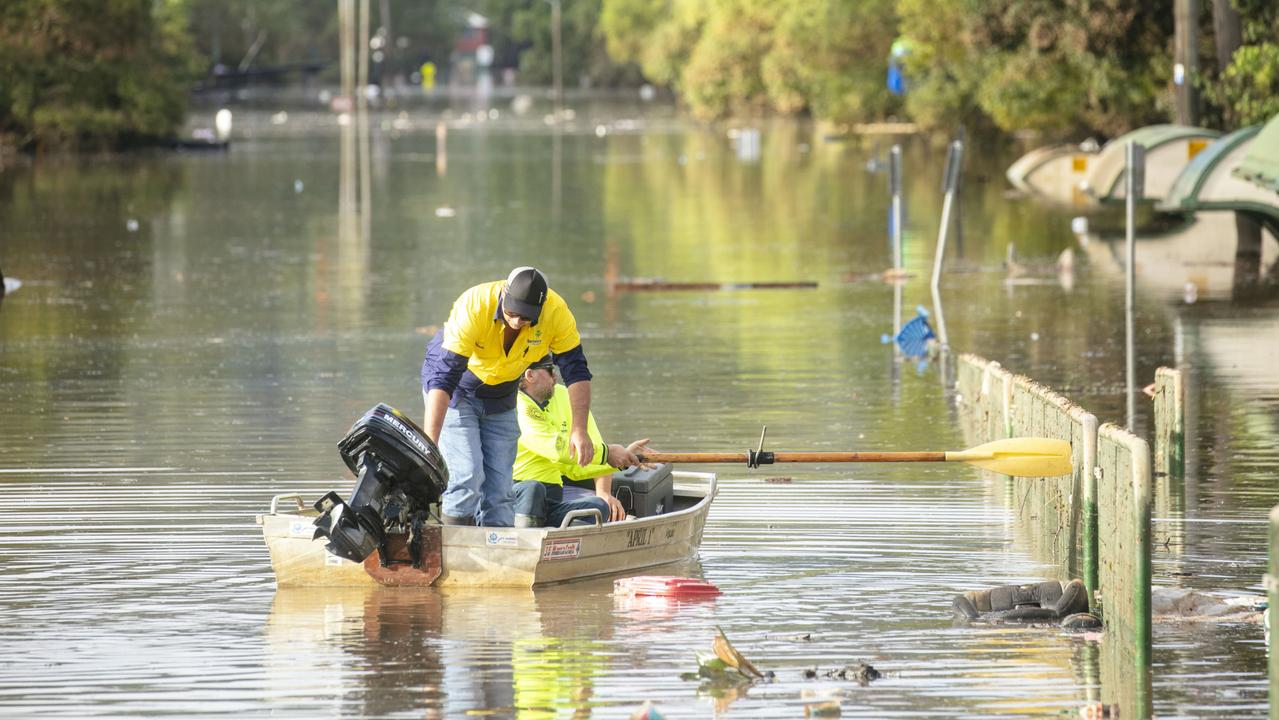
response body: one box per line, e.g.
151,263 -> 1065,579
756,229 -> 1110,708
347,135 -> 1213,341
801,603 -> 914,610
441,280 -> 582,386
514,385 -> 613,486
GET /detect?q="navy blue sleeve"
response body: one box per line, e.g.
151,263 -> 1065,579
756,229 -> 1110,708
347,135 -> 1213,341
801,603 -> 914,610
421,330 -> 469,395
553,344 -> 592,386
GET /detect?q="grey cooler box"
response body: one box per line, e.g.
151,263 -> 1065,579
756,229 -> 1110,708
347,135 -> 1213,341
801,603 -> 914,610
612,463 -> 674,517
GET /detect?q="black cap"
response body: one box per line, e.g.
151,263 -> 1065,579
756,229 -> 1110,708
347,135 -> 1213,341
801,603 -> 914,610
503,266 -> 548,322
528,354 -> 554,371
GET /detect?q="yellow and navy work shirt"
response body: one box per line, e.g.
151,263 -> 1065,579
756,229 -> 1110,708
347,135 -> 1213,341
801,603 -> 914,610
422,281 -> 591,411
514,385 -> 613,486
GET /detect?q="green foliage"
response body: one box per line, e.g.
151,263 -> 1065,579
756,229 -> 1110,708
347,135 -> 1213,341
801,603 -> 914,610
1200,0 -> 1279,128
680,1 -> 777,119
1210,43 -> 1279,127
0,0 -> 199,151
764,0 -> 899,123
185,0 -> 461,86
899,0 -> 1174,137
600,0 -> 897,123
477,0 -> 639,87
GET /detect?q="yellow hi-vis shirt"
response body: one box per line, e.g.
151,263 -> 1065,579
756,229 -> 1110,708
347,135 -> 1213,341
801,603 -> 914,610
440,280 -> 582,386
514,385 -> 613,486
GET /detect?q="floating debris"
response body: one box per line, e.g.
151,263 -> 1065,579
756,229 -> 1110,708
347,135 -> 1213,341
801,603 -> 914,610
804,699 -> 842,717
802,662 -> 881,685
628,700 -> 665,719
712,626 -> 764,678
683,627 -> 774,694
435,207 -> 456,218
615,576 -> 721,600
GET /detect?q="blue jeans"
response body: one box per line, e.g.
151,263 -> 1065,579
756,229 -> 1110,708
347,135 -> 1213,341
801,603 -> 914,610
512,480 -> 610,528
437,394 -> 520,527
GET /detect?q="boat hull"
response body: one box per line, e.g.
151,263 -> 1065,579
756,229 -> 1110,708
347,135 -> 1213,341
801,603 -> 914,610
259,472 -> 716,588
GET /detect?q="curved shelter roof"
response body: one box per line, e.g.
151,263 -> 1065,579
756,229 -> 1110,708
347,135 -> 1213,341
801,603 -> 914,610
1081,124 -> 1221,203
1234,114 -> 1279,194
1005,144 -> 1096,205
1158,125 -> 1263,213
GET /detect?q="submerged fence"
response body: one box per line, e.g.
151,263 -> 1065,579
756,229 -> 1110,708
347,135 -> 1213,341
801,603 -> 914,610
956,354 -> 1152,714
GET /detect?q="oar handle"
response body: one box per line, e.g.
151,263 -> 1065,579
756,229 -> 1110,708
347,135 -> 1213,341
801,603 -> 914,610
638,451 -> 948,466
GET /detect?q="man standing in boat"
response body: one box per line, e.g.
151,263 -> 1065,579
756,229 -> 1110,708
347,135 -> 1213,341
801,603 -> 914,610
511,355 -> 649,527
421,267 -> 596,527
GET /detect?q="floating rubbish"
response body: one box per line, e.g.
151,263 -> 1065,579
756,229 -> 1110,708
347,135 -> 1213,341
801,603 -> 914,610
435,207 -> 456,218
628,700 -> 665,720
615,576 -> 721,600
802,662 -> 881,685
271,111 -> 289,125
684,626 -> 775,691
894,306 -> 936,358
804,699 -> 842,717
293,180 -> 304,193
126,219 -> 139,232
595,125 -> 608,137
953,579 -> 1091,624
1071,216 -> 1089,235
710,626 -> 764,679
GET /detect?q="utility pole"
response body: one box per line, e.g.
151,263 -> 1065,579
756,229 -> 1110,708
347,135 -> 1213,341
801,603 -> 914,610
339,0 -> 354,106
550,0 -> 563,112
1212,0 -> 1242,74
1173,0 -> 1200,126
358,0 -> 370,101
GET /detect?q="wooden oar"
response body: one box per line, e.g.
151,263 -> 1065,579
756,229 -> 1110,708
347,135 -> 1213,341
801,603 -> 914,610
637,437 -> 1073,478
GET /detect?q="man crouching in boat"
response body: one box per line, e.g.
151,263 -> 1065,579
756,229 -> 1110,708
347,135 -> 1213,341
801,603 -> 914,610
511,355 -> 650,528
422,267 -> 596,527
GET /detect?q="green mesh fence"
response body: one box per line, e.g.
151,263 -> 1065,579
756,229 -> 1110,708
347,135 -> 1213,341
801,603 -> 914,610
957,354 -> 1151,715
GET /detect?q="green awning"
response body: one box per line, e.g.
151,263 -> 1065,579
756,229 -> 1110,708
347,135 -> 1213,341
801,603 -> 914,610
1161,125 -> 1261,211
1234,114 -> 1279,193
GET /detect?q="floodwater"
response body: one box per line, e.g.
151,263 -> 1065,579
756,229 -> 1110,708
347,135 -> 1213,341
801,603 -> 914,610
1,96 -> 1277,718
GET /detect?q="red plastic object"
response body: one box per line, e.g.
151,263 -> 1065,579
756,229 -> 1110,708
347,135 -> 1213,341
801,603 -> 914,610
615,575 -> 721,599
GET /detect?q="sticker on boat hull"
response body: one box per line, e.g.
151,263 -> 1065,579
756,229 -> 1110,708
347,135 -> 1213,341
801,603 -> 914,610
486,530 -> 519,548
290,520 -> 315,538
542,538 -> 581,560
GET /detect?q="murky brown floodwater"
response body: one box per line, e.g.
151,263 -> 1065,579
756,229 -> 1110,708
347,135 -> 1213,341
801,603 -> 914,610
1,97 -> 1276,717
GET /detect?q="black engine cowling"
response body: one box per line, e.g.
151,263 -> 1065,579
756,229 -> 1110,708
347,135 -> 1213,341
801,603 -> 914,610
312,403 -> 448,563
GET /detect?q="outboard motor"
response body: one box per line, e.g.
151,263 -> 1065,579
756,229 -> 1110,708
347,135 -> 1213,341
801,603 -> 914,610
312,404 -> 448,565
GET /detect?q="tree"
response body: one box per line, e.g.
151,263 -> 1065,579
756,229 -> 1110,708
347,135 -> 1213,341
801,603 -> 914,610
0,0 -> 199,151
898,0 -> 1174,138
1202,0 -> 1279,128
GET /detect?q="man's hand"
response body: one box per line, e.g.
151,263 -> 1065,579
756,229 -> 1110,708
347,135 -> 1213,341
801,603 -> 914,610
625,438 -> 655,469
597,490 -> 626,521
570,426 -> 595,466
606,442 -> 639,470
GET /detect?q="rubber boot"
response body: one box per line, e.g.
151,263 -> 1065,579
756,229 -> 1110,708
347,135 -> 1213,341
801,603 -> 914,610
442,514 -> 476,526
514,514 -> 543,528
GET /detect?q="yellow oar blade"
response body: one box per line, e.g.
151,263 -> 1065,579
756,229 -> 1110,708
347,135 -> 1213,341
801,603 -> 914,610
946,437 -> 1073,477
